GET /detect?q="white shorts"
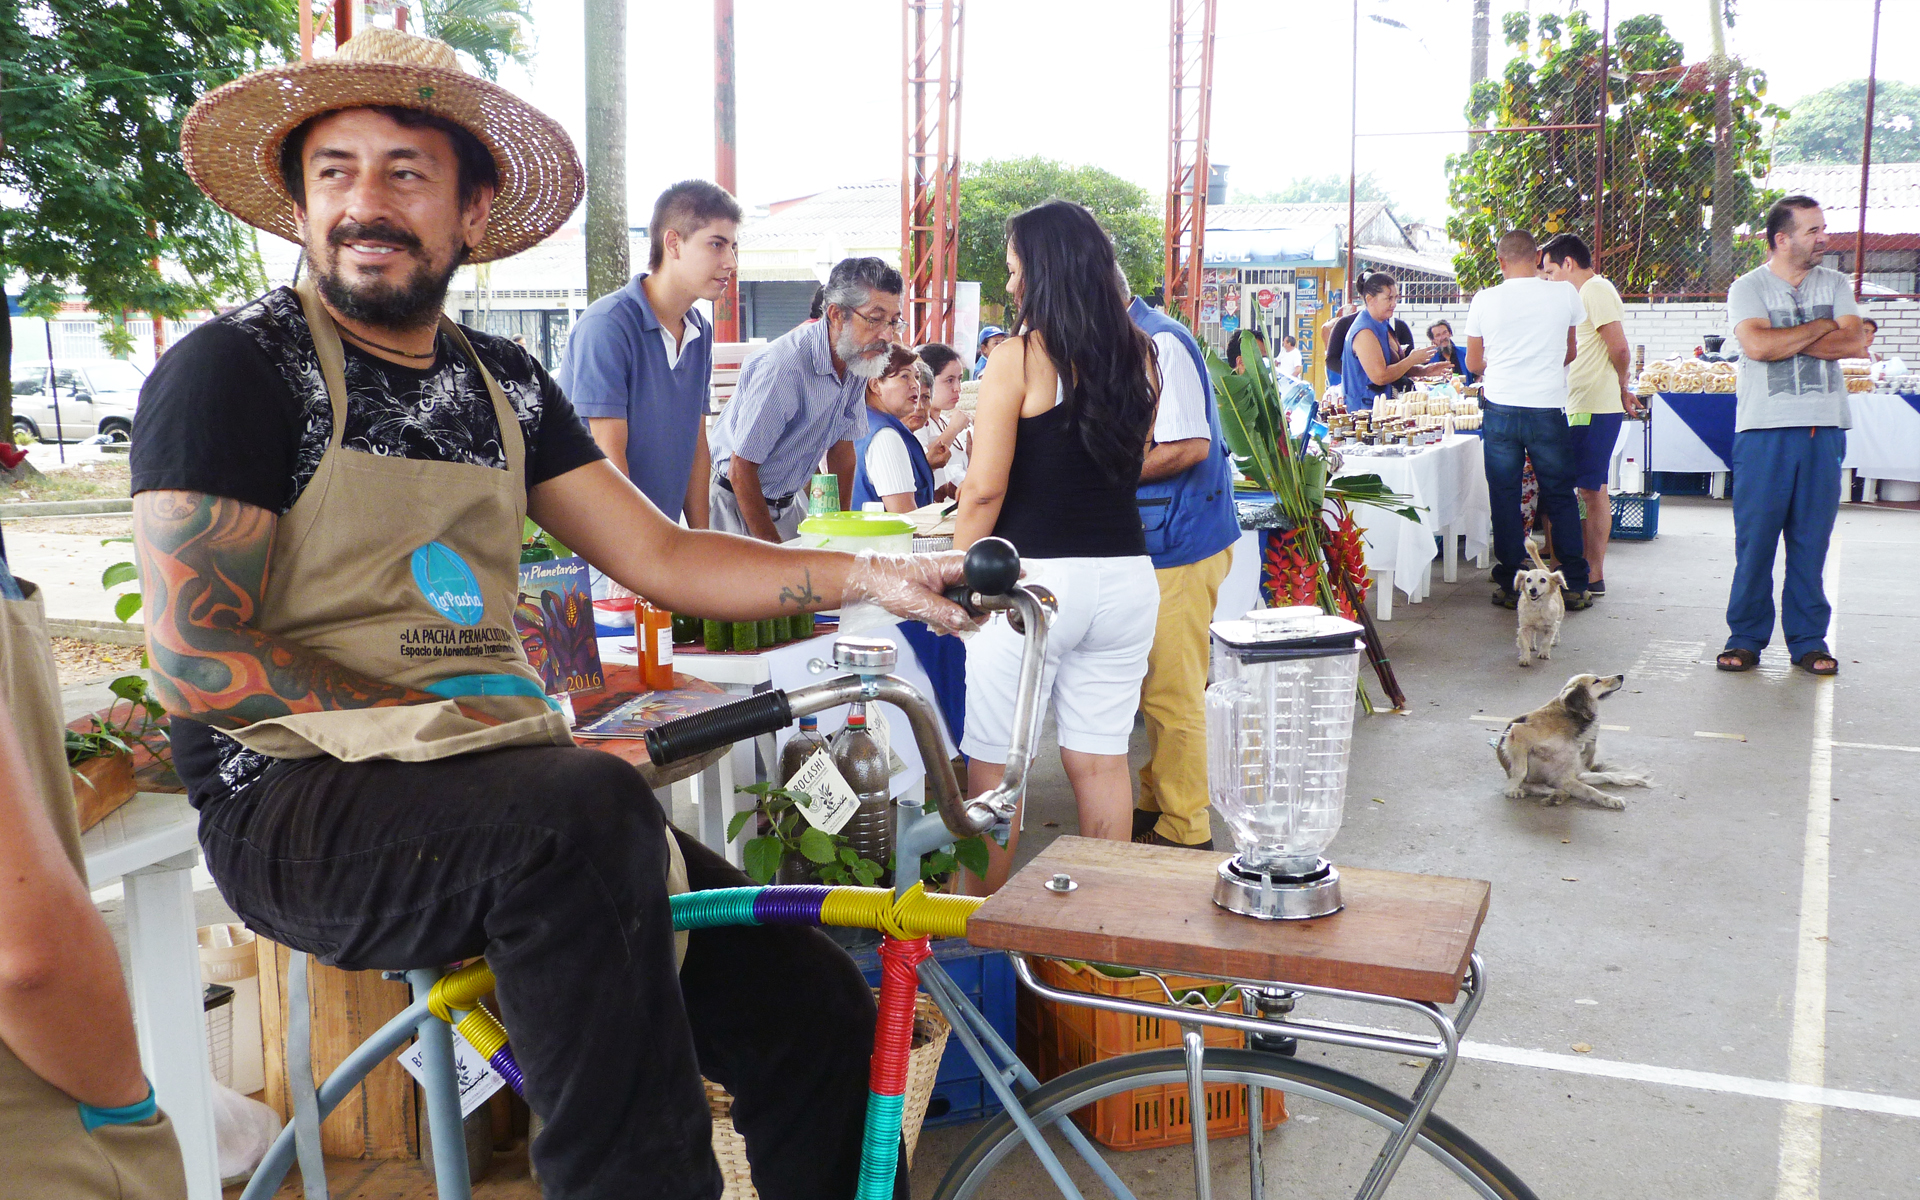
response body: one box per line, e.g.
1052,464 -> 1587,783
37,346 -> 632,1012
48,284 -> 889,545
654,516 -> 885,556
962,555 -> 1159,760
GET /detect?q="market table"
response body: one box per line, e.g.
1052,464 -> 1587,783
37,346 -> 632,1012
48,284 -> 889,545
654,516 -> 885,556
1218,435 -> 1493,622
1616,392 -> 1920,499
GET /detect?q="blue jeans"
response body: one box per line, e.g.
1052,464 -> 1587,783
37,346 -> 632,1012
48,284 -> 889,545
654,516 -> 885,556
1726,426 -> 1843,659
1483,403 -> 1589,594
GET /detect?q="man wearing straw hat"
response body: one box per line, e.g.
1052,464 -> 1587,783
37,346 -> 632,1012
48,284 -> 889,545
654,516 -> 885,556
133,29 -> 968,1198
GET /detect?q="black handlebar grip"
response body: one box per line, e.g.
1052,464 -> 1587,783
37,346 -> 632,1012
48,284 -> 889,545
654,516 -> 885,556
964,536 -> 1021,597
644,689 -> 794,766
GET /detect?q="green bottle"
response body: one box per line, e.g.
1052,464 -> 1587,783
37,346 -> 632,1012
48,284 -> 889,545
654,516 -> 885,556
731,620 -> 759,652
672,613 -> 700,644
792,611 -> 815,639
757,617 -> 777,647
703,618 -> 727,653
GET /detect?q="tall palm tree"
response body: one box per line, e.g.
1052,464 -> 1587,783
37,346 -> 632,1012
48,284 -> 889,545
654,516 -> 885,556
414,0 -> 533,81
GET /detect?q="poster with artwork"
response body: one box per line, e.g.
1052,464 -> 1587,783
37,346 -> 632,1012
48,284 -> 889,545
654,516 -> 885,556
514,557 -> 604,695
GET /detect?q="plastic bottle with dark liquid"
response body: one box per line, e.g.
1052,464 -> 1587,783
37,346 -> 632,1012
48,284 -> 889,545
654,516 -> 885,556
831,706 -> 893,874
778,714 -> 831,786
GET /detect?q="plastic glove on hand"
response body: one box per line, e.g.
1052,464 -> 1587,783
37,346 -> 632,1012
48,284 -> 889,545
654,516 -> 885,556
843,549 -> 981,636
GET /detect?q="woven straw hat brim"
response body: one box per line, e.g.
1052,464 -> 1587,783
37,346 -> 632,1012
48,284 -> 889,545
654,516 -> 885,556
182,59 -> 581,264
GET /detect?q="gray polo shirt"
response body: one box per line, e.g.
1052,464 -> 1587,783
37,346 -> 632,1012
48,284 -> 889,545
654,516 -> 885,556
1727,263 -> 1859,432
708,318 -> 868,498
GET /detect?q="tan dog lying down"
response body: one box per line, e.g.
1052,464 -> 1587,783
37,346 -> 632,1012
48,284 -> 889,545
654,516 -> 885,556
1494,673 -> 1651,809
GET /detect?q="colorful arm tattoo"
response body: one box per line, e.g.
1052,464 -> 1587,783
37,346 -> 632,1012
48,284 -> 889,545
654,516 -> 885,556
132,491 -> 425,729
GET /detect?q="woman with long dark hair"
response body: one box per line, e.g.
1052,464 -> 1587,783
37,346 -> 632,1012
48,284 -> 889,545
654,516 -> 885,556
954,199 -> 1160,892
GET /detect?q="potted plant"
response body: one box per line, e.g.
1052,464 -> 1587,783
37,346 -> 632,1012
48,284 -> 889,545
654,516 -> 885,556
727,783 -> 990,889
67,674 -> 169,830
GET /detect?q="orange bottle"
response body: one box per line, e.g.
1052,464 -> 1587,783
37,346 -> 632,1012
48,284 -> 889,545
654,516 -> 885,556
640,600 -> 675,690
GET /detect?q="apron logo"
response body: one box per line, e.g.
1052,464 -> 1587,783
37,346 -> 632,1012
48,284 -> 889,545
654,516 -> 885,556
411,541 -> 485,627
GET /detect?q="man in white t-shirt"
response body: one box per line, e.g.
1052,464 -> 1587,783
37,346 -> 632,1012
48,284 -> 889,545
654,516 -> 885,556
1277,335 -> 1303,379
1463,229 -> 1592,608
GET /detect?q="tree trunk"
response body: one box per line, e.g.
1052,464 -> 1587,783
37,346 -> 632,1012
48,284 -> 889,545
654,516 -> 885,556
583,0 -> 628,303
1706,0 -> 1736,293
1469,0 -> 1491,151
1,269 -> 13,440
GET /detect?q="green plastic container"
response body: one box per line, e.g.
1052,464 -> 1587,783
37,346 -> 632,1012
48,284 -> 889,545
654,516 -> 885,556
703,618 -> 728,653
730,620 -> 759,653
792,611 -> 816,639
757,617 -> 777,646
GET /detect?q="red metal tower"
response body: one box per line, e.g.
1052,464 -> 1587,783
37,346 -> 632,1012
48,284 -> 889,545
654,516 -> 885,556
714,0 -> 741,341
1163,0 -> 1218,326
902,0 -> 965,346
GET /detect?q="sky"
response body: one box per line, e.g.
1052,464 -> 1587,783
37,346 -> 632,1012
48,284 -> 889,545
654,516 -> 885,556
457,1 -> 1915,228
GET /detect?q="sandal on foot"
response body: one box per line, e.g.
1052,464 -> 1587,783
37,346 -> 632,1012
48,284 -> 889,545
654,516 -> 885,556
1795,650 -> 1839,676
1716,648 -> 1759,672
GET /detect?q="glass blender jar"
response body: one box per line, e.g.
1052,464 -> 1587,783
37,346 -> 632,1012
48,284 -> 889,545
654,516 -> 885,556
1206,608 -> 1364,919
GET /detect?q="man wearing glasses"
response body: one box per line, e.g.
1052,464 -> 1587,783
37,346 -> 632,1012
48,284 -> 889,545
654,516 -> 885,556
708,257 -> 906,540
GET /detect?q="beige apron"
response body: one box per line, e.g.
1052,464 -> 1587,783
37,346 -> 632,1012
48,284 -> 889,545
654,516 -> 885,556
224,281 -> 687,927
0,580 -> 188,1198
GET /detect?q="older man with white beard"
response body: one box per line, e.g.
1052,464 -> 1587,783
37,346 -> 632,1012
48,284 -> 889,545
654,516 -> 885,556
707,257 -> 905,540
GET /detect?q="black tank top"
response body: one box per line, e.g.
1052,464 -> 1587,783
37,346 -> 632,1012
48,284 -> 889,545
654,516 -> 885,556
990,382 -> 1146,559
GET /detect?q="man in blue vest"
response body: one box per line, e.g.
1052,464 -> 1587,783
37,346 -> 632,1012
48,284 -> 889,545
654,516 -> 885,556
1130,292 -> 1242,850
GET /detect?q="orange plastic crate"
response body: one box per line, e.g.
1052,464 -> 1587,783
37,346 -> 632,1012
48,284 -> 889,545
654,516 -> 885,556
1017,957 -> 1286,1150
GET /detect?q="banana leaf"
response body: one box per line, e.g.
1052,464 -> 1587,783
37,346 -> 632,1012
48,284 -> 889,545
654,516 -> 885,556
1327,473 -> 1422,524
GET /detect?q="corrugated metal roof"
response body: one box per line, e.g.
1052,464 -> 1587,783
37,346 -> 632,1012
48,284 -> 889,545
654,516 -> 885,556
1203,201 -> 1392,233
1765,163 -> 1920,235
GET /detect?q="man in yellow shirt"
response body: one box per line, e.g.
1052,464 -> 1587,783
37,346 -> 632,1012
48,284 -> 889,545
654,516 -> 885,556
1541,234 -> 1646,595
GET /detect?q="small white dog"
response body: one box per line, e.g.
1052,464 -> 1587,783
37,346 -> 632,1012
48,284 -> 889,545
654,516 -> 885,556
1494,673 -> 1651,809
1513,543 -> 1565,667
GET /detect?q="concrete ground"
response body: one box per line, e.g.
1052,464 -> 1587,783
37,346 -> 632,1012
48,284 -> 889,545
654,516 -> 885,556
55,495 -> 1919,1197
909,496 -> 1920,1199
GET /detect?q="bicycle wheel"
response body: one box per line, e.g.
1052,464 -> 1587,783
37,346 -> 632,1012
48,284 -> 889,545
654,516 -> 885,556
929,1047 -> 1536,1200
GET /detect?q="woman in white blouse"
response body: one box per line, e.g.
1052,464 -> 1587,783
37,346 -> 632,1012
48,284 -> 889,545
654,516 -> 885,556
914,342 -> 971,499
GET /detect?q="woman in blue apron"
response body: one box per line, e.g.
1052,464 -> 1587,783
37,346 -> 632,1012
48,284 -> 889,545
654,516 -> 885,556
851,343 -> 936,512
1340,271 -> 1438,412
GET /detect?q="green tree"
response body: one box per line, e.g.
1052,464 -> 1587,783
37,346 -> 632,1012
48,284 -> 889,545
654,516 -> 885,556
957,157 -> 1162,314
0,0 -> 295,437
1772,78 -> 1920,165
1445,10 -> 1783,296
416,0 -> 534,81
1231,173 -> 1394,207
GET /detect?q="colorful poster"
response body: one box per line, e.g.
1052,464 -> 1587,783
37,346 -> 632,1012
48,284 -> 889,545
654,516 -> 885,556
514,556 -> 604,695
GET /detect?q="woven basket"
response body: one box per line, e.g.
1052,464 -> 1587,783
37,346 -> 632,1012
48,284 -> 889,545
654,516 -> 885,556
707,991 -> 951,1198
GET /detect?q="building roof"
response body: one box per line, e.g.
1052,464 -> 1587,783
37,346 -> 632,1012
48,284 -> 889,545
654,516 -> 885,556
1764,162 -> 1920,236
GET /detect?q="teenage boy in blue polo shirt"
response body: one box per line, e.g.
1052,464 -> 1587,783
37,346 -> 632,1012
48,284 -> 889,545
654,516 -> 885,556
560,180 -> 743,531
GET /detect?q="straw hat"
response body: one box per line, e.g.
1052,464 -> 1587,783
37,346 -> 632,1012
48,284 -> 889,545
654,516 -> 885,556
181,28 -> 581,263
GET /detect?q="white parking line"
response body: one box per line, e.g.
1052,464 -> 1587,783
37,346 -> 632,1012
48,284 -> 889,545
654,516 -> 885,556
1460,1042 -> 1920,1121
1829,741 -> 1920,754
1778,534 -> 1842,1200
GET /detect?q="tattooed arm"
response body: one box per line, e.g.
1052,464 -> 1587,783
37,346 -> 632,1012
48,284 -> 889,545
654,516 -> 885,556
529,458 -> 973,628
132,490 -> 442,728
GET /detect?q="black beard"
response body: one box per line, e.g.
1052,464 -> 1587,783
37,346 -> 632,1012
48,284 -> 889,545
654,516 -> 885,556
311,223 -> 459,331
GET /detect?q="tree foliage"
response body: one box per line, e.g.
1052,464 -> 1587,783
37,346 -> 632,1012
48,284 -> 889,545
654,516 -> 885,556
1445,10 -> 1783,295
957,157 -> 1162,313
416,0 -> 535,82
0,0 -> 295,429
1772,78 -> 1920,165
1232,173 -> 1394,207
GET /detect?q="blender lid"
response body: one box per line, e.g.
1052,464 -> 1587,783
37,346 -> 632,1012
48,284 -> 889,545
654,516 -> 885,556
1211,611 -> 1364,656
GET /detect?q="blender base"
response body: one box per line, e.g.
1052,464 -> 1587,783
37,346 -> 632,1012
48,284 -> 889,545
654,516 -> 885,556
1213,856 -> 1344,920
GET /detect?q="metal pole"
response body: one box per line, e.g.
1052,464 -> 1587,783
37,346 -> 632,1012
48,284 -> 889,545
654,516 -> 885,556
583,0 -> 628,302
1595,0 -> 1609,270
1347,0 -> 1358,290
714,0 -> 740,341
43,321 -> 64,464
334,0 -> 353,46
299,0 -> 313,59
1855,0 -> 1882,301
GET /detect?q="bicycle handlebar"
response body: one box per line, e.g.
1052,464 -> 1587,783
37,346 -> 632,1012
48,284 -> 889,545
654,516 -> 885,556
644,537 -> 1049,842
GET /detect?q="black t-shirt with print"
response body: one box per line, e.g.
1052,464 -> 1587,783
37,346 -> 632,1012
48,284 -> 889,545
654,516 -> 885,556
130,286 -> 604,806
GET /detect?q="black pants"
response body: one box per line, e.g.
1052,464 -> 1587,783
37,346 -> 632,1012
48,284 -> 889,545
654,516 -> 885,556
197,744 -> 898,1200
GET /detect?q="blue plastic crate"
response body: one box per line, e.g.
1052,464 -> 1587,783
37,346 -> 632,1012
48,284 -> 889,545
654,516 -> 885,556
850,936 -> 1016,1127
1648,470 -> 1713,496
1610,492 -> 1661,541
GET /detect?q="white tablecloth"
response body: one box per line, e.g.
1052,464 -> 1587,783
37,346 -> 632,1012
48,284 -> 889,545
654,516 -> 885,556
1844,394 -> 1920,482
1335,435 -> 1492,598
1613,393 -> 1920,481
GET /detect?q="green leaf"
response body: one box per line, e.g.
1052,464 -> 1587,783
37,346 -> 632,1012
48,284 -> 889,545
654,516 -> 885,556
737,781 -> 776,796
107,675 -> 148,704
114,592 -> 145,623
726,810 -> 755,843
100,536 -> 134,545
852,860 -> 881,887
953,837 -> 991,879
797,826 -> 837,864
921,851 -> 957,880
742,837 -> 783,884
101,561 -> 139,590
838,847 -> 860,866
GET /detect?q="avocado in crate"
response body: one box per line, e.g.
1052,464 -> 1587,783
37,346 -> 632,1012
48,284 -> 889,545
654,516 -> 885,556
1017,957 -> 1287,1151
